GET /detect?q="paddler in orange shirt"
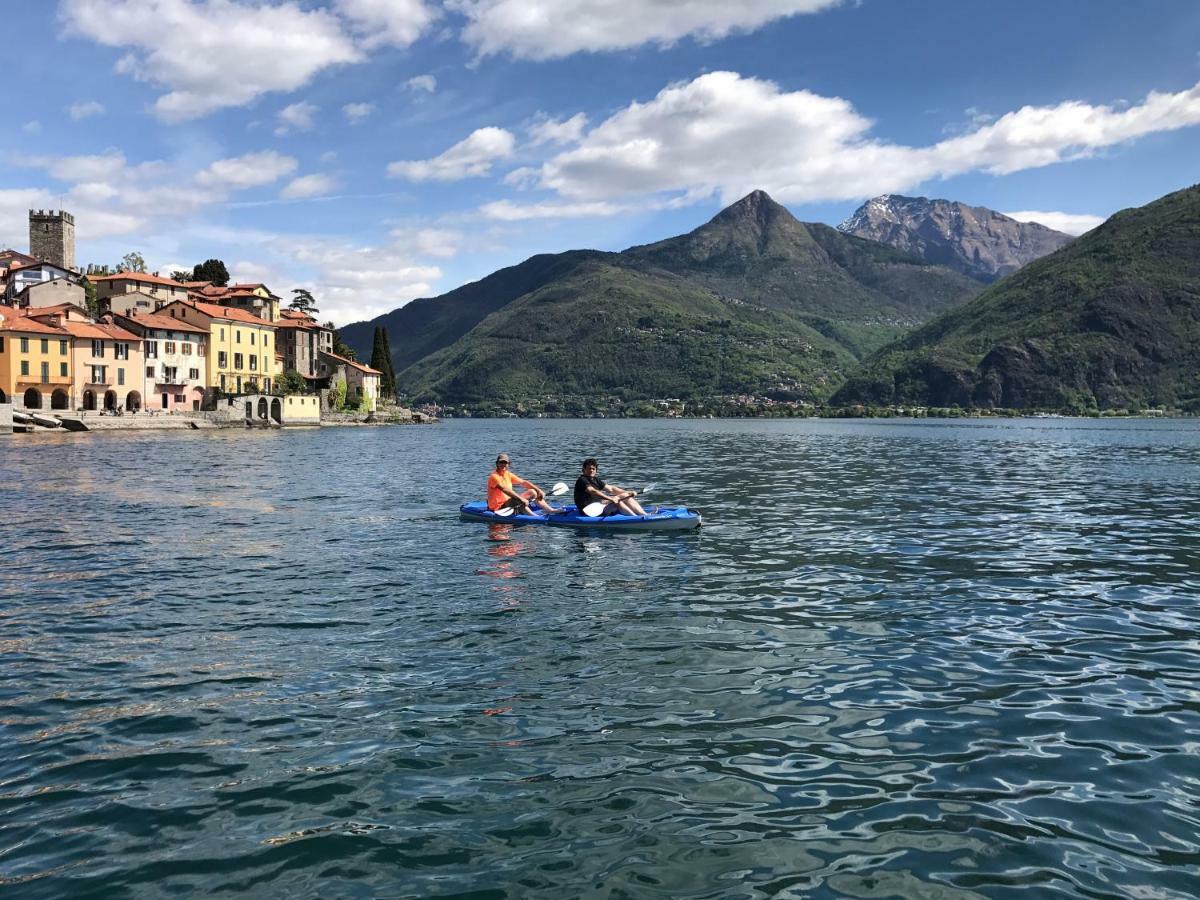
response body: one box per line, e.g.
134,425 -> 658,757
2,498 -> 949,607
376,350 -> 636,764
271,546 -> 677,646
487,453 -> 562,516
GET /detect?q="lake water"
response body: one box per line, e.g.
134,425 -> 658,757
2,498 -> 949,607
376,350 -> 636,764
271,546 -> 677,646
2,417 -> 1199,898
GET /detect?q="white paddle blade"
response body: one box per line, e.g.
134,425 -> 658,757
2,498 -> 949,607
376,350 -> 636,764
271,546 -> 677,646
641,483 -> 656,495
494,506 -> 515,517
582,501 -> 607,517
551,482 -> 568,496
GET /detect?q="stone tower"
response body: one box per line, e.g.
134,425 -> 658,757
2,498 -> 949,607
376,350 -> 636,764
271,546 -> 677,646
28,209 -> 76,271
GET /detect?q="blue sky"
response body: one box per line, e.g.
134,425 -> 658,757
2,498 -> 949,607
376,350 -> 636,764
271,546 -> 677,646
4,0 -> 1199,324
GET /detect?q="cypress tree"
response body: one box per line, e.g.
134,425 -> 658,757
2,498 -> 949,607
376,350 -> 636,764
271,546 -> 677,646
369,327 -> 391,398
380,327 -> 397,398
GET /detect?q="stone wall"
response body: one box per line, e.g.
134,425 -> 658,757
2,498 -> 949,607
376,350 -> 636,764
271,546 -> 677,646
0,401 -> 11,435
199,393 -> 321,426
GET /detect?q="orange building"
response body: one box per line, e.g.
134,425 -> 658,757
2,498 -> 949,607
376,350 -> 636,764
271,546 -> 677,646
0,304 -> 72,409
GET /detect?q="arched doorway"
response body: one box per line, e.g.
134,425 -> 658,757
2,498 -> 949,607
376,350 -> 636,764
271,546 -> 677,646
257,397 -> 268,419
104,390 -> 117,411
270,398 -> 282,423
51,389 -> 69,410
23,388 -> 42,409
126,391 -> 142,412
83,390 -> 96,410
190,387 -> 204,411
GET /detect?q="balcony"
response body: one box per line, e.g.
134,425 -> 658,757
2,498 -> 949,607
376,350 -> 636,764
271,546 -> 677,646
157,372 -> 186,386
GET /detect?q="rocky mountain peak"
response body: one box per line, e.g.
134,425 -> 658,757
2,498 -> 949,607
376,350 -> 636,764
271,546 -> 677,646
838,194 -> 1074,282
710,189 -> 796,231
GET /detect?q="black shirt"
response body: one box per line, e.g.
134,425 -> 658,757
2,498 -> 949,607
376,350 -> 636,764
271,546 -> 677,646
574,474 -> 606,509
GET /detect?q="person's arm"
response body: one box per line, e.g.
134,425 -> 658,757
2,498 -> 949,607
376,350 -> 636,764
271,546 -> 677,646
585,481 -> 621,503
514,476 -> 546,499
607,482 -> 636,500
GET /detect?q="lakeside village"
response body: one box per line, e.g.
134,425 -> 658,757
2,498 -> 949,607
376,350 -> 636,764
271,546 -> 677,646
0,209 -> 431,435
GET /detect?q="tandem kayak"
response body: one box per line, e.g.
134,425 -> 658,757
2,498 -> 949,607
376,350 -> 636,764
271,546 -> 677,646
459,501 -> 701,531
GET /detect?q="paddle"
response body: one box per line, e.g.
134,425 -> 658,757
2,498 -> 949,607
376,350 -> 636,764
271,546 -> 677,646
493,482 -> 570,517
581,484 -> 657,518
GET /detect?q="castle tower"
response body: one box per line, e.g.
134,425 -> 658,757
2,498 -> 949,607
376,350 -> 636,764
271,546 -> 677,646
28,209 -> 76,271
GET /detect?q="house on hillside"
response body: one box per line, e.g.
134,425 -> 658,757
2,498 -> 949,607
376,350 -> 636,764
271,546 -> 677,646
91,271 -> 190,313
318,350 -> 381,413
109,309 -> 209,411
274,309 -> 333,387
156,299 -> 278,395
4,261 -> 82,305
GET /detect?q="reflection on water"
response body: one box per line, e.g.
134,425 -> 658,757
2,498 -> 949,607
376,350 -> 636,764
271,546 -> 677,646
1,418 -> 1199,898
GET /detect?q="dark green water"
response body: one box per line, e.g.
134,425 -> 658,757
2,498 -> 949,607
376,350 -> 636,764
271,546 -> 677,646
2,418 -> 1199,898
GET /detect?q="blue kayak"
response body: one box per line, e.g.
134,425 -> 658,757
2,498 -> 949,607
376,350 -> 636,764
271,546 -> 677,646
459,501 -> 701,531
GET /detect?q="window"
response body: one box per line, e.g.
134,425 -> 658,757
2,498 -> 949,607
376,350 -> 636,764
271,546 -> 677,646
20,360 -> 28,376
234,352 -> 244,369
92,339 -> 104,357
218,351 -> 228,368
20,337 -> 28,352
189,368 -> 200,380
118,368 -> 125,386
181,342 -> 192,355
220,328 -> 225,340
163,366 -> 178,382
90,365 -> 106,383
197,342 -> 206,357
249,355 -> 257,371
145,340 -> 158,359
146,366 -> 155,378
0,337 -> 4,352
164,341 -> 176,354
59,340 -> 68,355
264,334 -> 270,348
236,330 -> 241,344
40,362 -> 49,383
250,332 -> 256,345
39,338 -> 48,353
114,342 -> 129,360
220,373 -> 226,391
60,362 -> 68,377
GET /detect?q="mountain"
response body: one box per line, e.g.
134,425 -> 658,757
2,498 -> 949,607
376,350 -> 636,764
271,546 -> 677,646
347,190 -> 982,405
838,195 -> 1075,282
831,184 -> 1200,412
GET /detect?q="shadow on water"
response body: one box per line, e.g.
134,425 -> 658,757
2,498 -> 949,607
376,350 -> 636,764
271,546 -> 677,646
1,418 -> 1199,898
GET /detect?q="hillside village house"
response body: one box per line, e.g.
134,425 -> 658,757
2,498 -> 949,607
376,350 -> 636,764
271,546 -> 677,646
186,282 -> 281,322
110,310 -> 208,411
318,351 -> 382,413
92,271 -> 191,313
3,261 -> 82,306
0,305 -> 72,409
157,299 -> 279,394
274,310 -> 333,386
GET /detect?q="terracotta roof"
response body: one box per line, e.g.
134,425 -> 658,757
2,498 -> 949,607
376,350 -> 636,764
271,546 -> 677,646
89,271 -> 187,288
111,310 -> 208,335
56,320 -> 142,341
323,350 -> 382,376
0,311 -> 68,335
177,299 -> 276,327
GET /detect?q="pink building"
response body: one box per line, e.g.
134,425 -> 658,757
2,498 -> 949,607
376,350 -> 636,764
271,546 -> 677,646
109,310 -> 208,411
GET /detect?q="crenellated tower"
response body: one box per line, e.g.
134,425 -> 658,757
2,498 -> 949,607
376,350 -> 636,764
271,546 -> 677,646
28,209 -> 76,271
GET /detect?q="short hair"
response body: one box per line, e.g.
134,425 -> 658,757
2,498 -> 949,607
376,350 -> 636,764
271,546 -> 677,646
582,457 -> 598,470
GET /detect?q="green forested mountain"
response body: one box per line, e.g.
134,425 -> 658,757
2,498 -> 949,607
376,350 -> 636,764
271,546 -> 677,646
346,190 -> 981,404
832,184 -> 1200,411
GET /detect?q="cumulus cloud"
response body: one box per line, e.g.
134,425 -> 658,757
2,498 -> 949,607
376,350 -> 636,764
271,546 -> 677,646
68,100 -> 105,120
528,113 -> 588,146
196,151 -> 298,189
529,72 -> 1200,207
405,74 -> 437,93
1002,210 -> 1106,236
343,102 -> 375,124
450,0 -> 843,60
280,174 -> 339,199
333,0 -> 437,49
387,127 -> 515,181
60,0 -> 361,121
275,102 -> 317,135
479,199 -> 631,221
390,226 -> 462,258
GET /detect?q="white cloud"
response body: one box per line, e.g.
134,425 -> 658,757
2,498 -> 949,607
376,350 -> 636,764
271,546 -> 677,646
387,127 -> 515,182
196,151 -> 298,189
529,112 -> 588,146
450,0 -> 843,60
390,226 -> 462,258
530,72 -> 1200,207
0,188 -> 55,247
68,100 -> 105,120
343,102 -> 375,124
275,101 -> 317,136
404,74 -> 437,93
479,199 -> 630,221
60,0 -> 361,121
29,150 -> 129,183
281,174 -> 339,199
22,120 -> 42,133
333,0 -> 437,49
1002,210 -> 1106,236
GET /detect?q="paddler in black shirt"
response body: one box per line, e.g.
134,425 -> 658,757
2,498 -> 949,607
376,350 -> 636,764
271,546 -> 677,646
574,457 -> 650,516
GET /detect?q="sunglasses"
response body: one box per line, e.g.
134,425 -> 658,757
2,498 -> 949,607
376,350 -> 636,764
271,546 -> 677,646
497,460 -> 509,466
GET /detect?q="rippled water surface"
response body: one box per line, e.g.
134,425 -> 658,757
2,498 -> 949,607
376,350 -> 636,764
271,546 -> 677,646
2,417 -> 1199,898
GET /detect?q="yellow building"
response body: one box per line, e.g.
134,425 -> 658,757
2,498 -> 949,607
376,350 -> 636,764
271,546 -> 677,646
157,300 -> 279,394
0,305 -> 73,409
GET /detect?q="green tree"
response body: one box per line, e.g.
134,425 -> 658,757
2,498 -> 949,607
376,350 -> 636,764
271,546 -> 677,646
289,288 -> 319,314
192,259 -> 230,286
169,270 -> 191,283
370,327 -> 394,398
275,370 -> 307,395
380,326 -> 397,398
83,279 -> 100,318
118,251 -> 146,273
